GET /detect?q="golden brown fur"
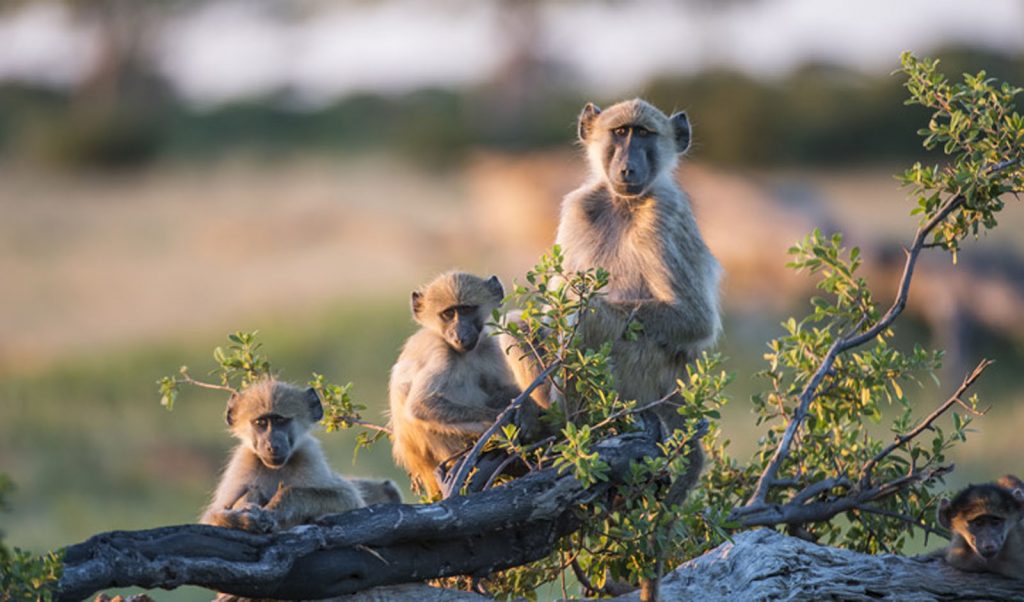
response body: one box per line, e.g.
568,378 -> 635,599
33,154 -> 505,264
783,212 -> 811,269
388,272 -> 521,496
200,379 -> 367,532
937,475 -> 1024,578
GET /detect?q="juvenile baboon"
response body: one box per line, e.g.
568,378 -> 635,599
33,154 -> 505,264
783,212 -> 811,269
351,478 -> 402,505
936,476 -> 1024,577
201,379 -> 373,532
388,271 -> 523,496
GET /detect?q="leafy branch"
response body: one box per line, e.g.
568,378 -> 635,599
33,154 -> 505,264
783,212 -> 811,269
726,52 -> 1022,547
157,331 -> 390,441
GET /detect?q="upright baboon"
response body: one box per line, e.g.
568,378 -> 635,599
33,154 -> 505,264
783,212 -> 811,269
388,271 -> 523,496
937,476 -> 1024,577
504,99 -> 719,502
200,379 -> 371,532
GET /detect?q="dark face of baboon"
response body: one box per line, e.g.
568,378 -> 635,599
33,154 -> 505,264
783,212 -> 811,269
411,272 -> 504,354
225,380 -> 323,469
578,99 -> 691,197
939,483 -> 1024,559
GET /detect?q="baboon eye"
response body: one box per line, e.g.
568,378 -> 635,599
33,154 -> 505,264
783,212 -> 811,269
441,308 -> 456,321
254,418 -> 268,429
613,127 -> 628,137
635,127 -> 650,137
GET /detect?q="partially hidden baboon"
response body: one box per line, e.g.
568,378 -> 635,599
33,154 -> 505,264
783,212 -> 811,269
388,271 -> 523,496
936,475 -> 1024,577
201,379 -> 395,532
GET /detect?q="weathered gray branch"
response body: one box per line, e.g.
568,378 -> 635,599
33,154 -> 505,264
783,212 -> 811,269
604,529 -> 1024,602
57,431 -> 659,601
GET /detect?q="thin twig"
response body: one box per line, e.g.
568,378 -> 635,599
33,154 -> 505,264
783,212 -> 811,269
175,372 -> 238,396
571,558 -> 603,597
859,359 -> 991,488
590,390 -> 676,431
337,417 -> 393,435
853,504 -> 950,540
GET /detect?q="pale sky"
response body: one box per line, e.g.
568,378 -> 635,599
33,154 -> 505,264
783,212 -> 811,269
0,0 -> 1021,107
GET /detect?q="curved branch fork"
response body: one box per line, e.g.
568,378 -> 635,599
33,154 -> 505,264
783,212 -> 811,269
57,432 -> 660,601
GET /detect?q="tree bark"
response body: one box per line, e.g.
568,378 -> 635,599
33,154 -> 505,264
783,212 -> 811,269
605,529 -> 1024,602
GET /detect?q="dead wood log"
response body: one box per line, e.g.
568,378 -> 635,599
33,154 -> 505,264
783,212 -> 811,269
606,529 -> 1024,602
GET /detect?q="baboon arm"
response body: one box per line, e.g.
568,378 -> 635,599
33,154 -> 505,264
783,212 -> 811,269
628,299 -> 718,352
485,385 -> 523,410
410,393 -> 498,429
264,484 -> 364,528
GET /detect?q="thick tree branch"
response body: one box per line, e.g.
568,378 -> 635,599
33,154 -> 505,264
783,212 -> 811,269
57,430 -> 658,601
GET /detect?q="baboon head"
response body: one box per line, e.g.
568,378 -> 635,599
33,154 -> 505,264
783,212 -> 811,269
225,379 -> 322,469
938,482 -> 1024,559
411,272 -> 504,353
578,98 -> 690,198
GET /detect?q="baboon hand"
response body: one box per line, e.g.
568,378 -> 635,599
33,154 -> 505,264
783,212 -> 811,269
232,504 -> 278,533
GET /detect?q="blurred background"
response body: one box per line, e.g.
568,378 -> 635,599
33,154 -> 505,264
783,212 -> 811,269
1,1 -> 1023,599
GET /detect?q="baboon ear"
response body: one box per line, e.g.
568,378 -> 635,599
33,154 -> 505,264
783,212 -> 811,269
225,393 -> 238,427
670,111 -> 691,154
306,387 -> 324,422
1011,488 -> 1024,506
937,498 -> 953,529
485,275 -> 504,302
410,291 -> 424,319
578,102 -> 602,143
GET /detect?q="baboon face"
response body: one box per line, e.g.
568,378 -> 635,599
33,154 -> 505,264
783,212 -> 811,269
248,412 -> 299,468
411,273 -> 504,354
939,483 -> 1024,558
578,99 -> 691,198
226,381 -> 323,469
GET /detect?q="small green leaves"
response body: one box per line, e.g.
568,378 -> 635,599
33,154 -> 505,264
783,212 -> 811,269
157,334 -> 387,457
1,476 -> 63,601
157,374 -> 179,410
898,53 -> 1024,255
212,330 -> 272,389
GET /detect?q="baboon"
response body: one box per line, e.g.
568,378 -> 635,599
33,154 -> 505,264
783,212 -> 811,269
200,379 -> 377,532
506,99 -> 719,501
937,476 -> 1024,577
562,99 -> 721,418
388,271 -> 523,496
351,477 -> 402,505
